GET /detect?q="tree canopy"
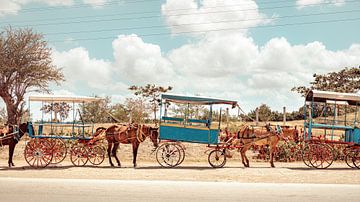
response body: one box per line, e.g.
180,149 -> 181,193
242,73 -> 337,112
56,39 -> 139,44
129,84 -> 172,124
291,67 -> 360,96
0,27 -> 64,124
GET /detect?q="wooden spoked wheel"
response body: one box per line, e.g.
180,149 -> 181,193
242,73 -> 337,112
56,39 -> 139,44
308,143 -> 334,169
352,150 -> 360,169
208,149 -> 226,168
301,144 -> 312,168
156,143 -> 181,168
173,143 -> 185,166
50,139 -> 67,164
24,139 -> 53,168
345,150 -> 356,168
70,145 -> 88,166
87,145 -> 106,165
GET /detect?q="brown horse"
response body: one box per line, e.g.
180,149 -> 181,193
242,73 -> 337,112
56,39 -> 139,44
0,123 -> 32,167
103,124 -> 158,167
281,126 -> 299,143
235,124 -> 281,168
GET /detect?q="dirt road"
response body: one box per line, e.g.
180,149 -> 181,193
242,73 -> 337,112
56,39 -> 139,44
1,159 -> 359,184
1,177 -> 359,202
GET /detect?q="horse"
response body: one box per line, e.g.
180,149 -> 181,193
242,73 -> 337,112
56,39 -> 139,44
103,124 -> 159,167
235,124 -> 281,168
0,122 -> 32,167
281,126 -> 299,143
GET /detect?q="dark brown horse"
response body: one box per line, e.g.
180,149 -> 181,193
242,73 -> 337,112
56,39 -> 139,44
101,124 -> 158,167
0,123 -> 32,167
235,124 -> 281,168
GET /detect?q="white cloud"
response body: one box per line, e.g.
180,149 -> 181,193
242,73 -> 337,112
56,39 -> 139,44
49,33 -> 360,112
161,0 -> 272,36
52,47 -> 112,90
112,34 -> 175,85
0,0 -> 107,16
296,0 -> 346,9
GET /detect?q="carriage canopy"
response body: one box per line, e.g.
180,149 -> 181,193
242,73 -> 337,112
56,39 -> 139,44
305,90 -> 360,106
29,95 -> 102,103
161,94 -> 237,106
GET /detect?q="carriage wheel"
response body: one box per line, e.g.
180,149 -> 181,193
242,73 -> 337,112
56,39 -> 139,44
208,149 -> 226,168
70,145 -> 88,166
87,145 -> 106,165
352,150 -> 360,169
174,143 -> 186,166
301,144 -> 312,168
24,139 -> 53,168
308,143 -> 334,169
50,139 -> 67,164
345,151 -> 356,168
156,143 -> 181,168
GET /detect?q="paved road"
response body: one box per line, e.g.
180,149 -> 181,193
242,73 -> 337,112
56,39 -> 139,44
0,177 -> 359,202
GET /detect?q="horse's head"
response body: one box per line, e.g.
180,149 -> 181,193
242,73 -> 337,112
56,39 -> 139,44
94,127 -> 107,137
138,125 -> 159,148
148,127 -> 159,148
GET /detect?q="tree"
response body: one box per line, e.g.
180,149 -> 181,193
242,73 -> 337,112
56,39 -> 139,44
80,96 -> 112,123
258,104 -> 272,121
125,97 -> 149,123
0,107 -> 6,123
0,27 -> 64,125
110,103 -> 129,123
129,84 -> 172,124
292,67 -> 360,96
41,102 -> 71,122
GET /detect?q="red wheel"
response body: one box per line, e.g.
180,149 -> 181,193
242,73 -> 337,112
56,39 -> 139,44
308,143 -> 334,169
70,145 -> 88,166
50,139 -> 67,164
87,145 -> 106,165
24,139 -> 53,168
301,144 -> 312,168
352,150 -> 360,169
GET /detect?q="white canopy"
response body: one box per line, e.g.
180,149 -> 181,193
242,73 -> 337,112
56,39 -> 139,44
29,95 -> 103,103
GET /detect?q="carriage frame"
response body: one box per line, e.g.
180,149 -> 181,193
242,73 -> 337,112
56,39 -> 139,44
24,95 -> 106,168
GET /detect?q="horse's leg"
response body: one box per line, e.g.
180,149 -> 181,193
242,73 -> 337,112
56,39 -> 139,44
243,145 -> 251,167
269,139 -> 279,168
132,142 -> 139,168
240,147 -> 249,167
112,143 -> 121,167
107,143 -> 114,167
8,142 -> 15,167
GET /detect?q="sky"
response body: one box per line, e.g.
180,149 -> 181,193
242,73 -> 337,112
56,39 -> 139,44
0,0 -> 359,114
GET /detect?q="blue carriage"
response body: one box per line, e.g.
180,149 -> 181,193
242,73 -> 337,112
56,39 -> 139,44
24,95 -> 106,168
155,94 -> 237,168
303,90 -> 360,169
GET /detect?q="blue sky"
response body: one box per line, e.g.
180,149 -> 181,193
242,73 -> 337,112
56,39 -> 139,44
0,0 -> 359,113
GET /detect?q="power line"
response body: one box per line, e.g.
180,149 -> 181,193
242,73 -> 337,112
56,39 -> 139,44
43,9 -> 360,36
48,17 -> 360,43
4,0 -> 360,27
1,0 -> 294,24
0,0 -> 161,13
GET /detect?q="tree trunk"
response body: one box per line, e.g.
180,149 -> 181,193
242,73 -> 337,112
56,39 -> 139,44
2,95 -> 21,125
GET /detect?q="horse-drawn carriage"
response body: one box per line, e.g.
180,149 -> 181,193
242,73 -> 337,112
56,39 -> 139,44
155,94 -> 283,168
24,95 -> 106,168
302,90 -> 360,169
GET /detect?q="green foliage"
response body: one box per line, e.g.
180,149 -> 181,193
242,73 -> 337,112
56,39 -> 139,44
292,67 -> 360,96
129,84 -> 172,123
41,102 -> 71,121
125,97 -> 149,123
80,96 -> 112,123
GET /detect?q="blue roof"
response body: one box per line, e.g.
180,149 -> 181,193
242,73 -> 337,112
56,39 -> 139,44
161,94 -> 237,106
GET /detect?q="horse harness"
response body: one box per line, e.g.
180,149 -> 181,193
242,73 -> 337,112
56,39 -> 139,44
237,125 -> 281,145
